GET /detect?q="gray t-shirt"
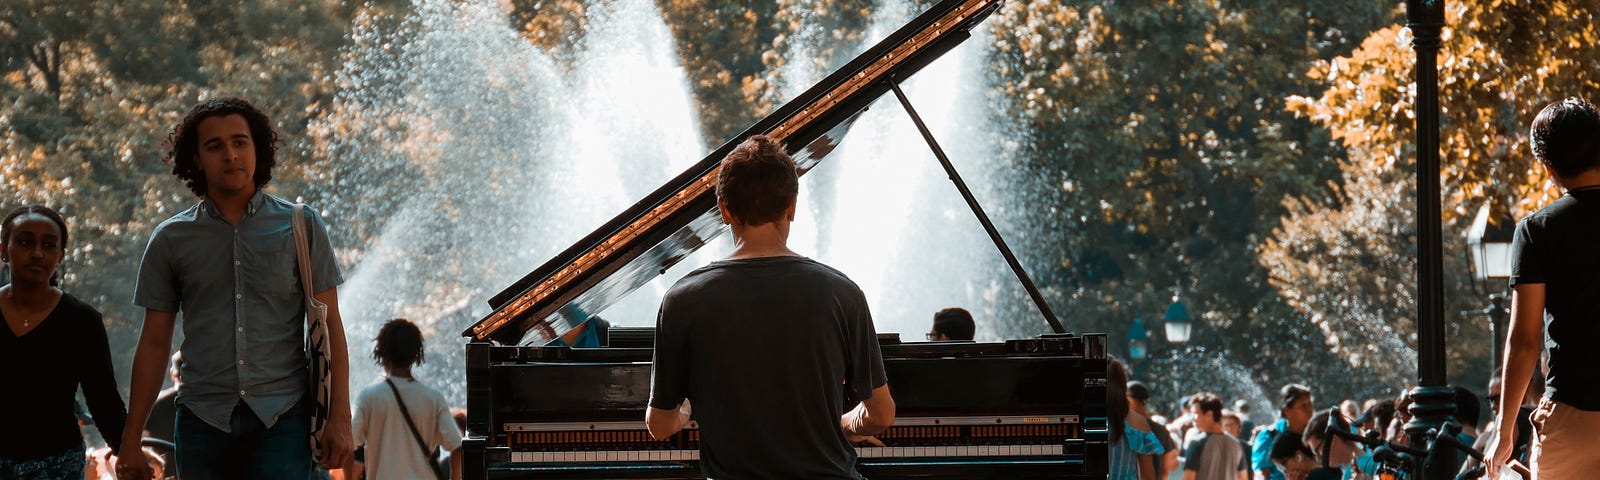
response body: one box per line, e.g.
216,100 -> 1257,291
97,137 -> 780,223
134,192 -> 344,432
649,256 -> 887,480
1183,431 -> 1247,480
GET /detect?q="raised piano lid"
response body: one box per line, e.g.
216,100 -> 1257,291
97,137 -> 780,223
464,0 -> 1005,345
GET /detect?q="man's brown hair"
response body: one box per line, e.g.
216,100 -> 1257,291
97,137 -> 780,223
1192,391 -> 1224,423
715,135 -> 798,226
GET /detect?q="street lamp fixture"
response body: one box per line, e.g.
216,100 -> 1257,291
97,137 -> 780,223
1466,203 -> 1515,370
1128,316 -> 1149,360
1163,296 -> 1192,345
1466,204 -> 1515,282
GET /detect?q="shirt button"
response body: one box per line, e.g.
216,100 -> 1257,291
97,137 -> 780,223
240,390 -> 247,396
234,261 -> 241,266
238,360 -> 245,365
235,294 -> 242,299
238,327 -> 245,333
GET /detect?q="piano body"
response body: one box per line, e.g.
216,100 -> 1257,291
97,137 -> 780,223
461,0 -> 1109,478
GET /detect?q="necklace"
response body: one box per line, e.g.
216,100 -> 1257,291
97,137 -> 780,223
2,290 -> 51,330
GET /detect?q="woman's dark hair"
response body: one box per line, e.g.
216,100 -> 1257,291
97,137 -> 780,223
373,318 -> 425,368
1280,383 -> 1312,412
163,96 -> 280,197
2,205 -> 69,286
1108,357 -> 1129,444
714,135 -> 798,226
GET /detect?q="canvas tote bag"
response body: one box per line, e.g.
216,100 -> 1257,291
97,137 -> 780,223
293,204 -> 334,463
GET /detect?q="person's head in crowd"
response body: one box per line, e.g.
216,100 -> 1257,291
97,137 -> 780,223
1451,385 -> 1480,433
1387,389 -> 1414,442
1221,409 -> 1243,438
1233,399 -> 1251,417
1126,381 -> 1152,414
373,318 -> 425,372
1529,97 -> 1600,182
1190,392 -> 1224,433
1485,374 -> 1503,415
1338,399 -> 1359,421
164,96 -> 281,198
1269,431 -> 1319,480
1177,393 -> 1196,418
927,307 -> 975,341
1303,408 -> 1359,468
715,135 -> 798,230
2,205 -> 69,287
1280,384 -> 1314,431
1354,399 -> 1394,434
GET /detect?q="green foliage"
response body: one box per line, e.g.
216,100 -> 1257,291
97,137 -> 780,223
655,0 -> 785,144
1270,0 -> 1600,398
0,0 -> 361,386
987,0 -> 1405,402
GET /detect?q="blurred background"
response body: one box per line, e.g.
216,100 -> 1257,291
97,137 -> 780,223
4,0 -> 1597,420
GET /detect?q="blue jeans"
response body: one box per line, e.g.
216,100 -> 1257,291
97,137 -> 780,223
175,401 -> 314,480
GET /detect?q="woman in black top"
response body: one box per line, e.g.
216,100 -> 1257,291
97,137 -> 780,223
0,205 -> 126,479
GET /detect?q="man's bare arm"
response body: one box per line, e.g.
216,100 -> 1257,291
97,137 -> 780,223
116,309 -> 177,479
1486,283 -> 1544,474
841,384 -> 896,436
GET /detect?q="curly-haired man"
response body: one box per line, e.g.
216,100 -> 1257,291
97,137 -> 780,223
119,96 -> 353,480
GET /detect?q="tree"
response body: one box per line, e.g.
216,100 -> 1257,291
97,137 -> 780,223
1,0 -> 361,385
1268,0 -> 1600,394
986,0 -> 1399,402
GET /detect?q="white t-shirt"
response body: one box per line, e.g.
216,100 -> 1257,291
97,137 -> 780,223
354,376 -> 463,480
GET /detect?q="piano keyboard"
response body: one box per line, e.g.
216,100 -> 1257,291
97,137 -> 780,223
509,444 -> 1066,463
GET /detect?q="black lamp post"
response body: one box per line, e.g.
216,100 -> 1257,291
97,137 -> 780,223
1403,0 -> 1454,478
1466,204 -> 1515,369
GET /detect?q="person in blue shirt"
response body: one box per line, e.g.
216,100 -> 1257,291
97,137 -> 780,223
1251,384 -> 1313,480
118,97 -> 354,480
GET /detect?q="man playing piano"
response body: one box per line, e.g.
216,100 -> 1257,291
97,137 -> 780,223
645,134 -> 896,479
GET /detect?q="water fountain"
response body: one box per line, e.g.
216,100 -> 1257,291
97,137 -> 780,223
322,0 -> 1095,405
318,0 -> 702,402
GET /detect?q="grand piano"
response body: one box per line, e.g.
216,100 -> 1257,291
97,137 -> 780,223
460,0 -> 1109,478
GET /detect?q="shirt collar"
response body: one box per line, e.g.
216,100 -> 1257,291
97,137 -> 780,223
201,190 -> 268,220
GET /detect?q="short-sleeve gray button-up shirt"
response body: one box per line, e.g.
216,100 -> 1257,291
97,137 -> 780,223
134,191 -> 343,432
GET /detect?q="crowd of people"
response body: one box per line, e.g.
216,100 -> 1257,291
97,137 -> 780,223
1107,359 -> 1526,480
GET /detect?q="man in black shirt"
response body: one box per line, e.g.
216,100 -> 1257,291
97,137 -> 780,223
1487,97 -> 1600,478
645,134 -> 896,479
